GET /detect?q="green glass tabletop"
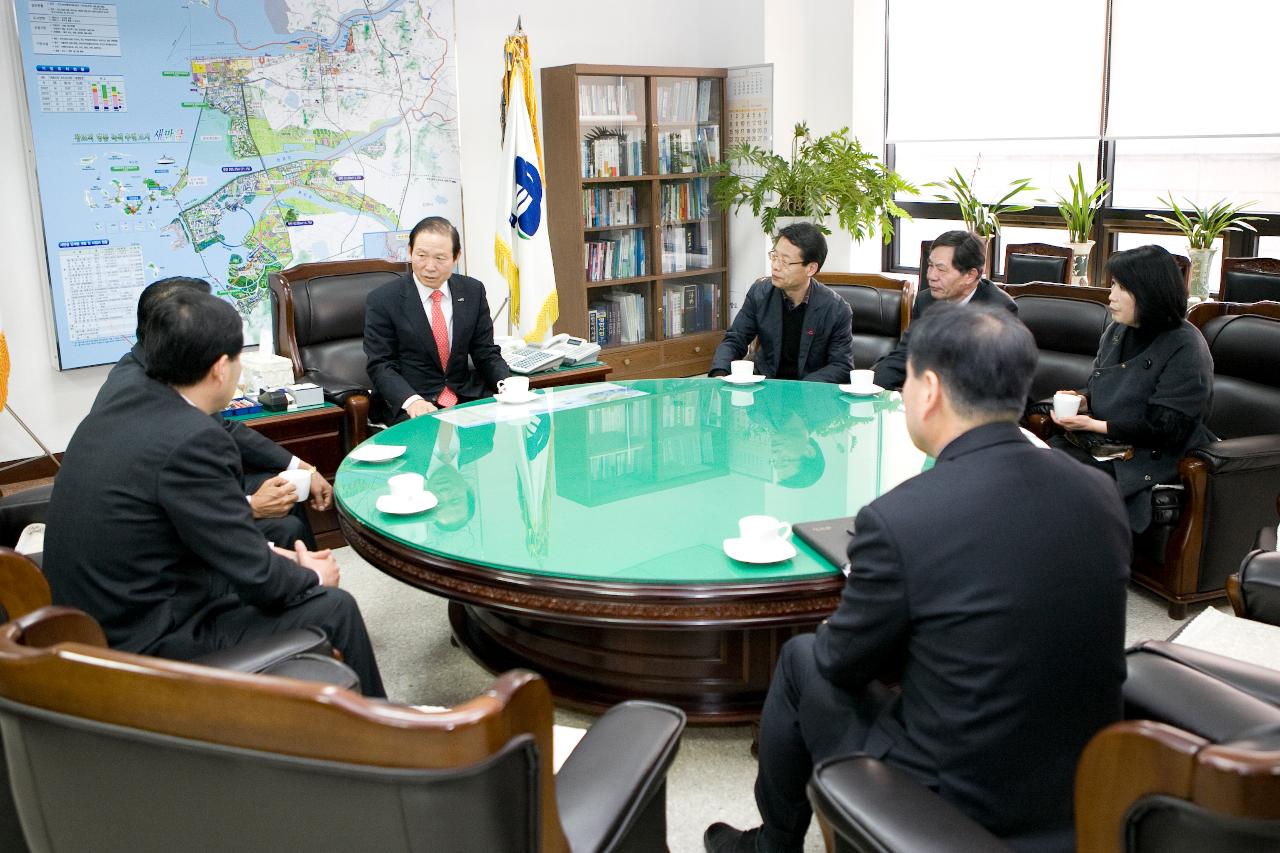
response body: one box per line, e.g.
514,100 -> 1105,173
335,378 -> 926,585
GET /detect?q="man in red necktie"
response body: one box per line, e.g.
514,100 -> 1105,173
365,217 -> 511,423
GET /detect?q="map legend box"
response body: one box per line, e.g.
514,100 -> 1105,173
38,73 -> 126,112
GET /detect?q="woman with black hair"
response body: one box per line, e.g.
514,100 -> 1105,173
1051,244 -> 1214,531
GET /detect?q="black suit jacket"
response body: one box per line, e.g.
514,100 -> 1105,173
364,272 -> 510,422
45,374 -> 319,656
814,421 -> 1129,851
710,277 -> 854,383
95,344 -> 293,474
872,278 -> 1018,390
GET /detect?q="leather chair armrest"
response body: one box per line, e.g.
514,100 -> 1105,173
1125,642 -> 1280,740
1234,549 -> 1280,625
1189,434 -> 1280,475
807,756 -> 1011,853
0,484 -> 53,547
555,700 -> 685,853
190,626 -> 333,674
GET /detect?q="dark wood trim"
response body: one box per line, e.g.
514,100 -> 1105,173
1000,281 -> 1111,305
0,455 -> 62,489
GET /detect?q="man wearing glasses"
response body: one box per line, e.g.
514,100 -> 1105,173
871,230 -> 1018,390
708,222 -> 854,383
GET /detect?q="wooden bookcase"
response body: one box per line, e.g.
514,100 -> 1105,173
541,64 -> 729,379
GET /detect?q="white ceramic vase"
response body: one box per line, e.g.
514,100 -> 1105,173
1067,240 -> 1095,286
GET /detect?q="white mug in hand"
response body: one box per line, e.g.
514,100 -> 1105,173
278,468 -> 311,503
738,514 -> 792,543
1053,392 -> 1082,418
730,360 -> 754,378
498,375 -> 530,396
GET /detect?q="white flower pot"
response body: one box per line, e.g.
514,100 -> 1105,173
1067,240 -> 1095,286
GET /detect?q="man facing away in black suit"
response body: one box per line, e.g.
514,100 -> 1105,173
92,276 -> 332,550
705,305 -> 1130,853
45,291 -> 385,697
872,230 -> 1019,390
364,216 -> 510,424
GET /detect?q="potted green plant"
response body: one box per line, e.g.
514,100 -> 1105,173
1055,163 -> 1110,285
1145,196 -> 1264,302
925,167 -> 1036,238
708,122 -> 914,240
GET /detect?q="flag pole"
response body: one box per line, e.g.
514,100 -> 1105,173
0,405 -> 61,475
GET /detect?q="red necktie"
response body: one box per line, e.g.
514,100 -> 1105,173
430,289 -> 457,408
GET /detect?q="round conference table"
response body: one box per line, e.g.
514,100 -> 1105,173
335,378 -> 925,721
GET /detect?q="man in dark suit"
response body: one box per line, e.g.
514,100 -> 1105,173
872,230 -> 1019,390
95,276 -> 331,549
364,216 -> 510,423
709,222 -> 853,383
705,305 -> 1130,853
45,291 -> 385,697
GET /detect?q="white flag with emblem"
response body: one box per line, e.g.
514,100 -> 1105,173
495,31 -> 557,343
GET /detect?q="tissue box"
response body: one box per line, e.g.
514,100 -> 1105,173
290,382 -> 324,408
241,350 -> 295,393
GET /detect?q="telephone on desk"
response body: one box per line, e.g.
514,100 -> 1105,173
502,333 -> 602,375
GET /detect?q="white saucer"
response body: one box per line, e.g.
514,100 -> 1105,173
494,390 -> 539,404
376,491 -> 438,515
839,383 -> 883,397
720,374 -> 766,386
723,536 -> 797,564
348,443 -> 406,462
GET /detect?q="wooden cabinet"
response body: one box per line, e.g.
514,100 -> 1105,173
541,64 -> 729,379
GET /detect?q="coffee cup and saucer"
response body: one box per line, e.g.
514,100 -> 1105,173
839,368 -> 883,397
494,375 -> 539,404
376,472 -> 439,515
719,359 -> 766,386
723,515 -> 797,564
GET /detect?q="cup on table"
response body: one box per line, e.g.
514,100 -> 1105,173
738,514 -> 792,544
848,369 -> 876,391
1053,392 -> 1083,419
278,468 -> 311,503
498,375 -> 530,396
730,360 -> 755,378
388,472 -> 426,500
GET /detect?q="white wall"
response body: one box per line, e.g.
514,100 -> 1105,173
1,0 -> 897,458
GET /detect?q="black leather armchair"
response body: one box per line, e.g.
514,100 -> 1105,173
1228,539 -> 1280,626
269,259 -> 409,450
0,604 -> 685,853
819,272 -> 913,370
1220,257 -> 1280,303
1001,282 -> 1111,403
0,484 -> 51,565
1134,301 -> 1280,617
1002,242 -> 1073,285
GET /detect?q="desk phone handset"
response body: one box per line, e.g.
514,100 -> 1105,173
503,333 -> 602,375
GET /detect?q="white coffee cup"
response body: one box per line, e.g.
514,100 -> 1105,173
1053,392 -> 1082,418
498,375 -> 530,396
278,468 -> 311,503
849,369 -> 876,391
738,514 -> 792,543
730,359 -> 755,378
388,472 -> 426,500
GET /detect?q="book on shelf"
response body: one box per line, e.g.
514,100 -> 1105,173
660,222 -> 712,273
578,80 -> 638,119
660,178 -> 711,222
697,79 -> 712,122
582,186 -> 638,228
657,128 -> 695,174
663,281 -> 722,337
581,132 -> 645,178
584,230 -> 646,281
656,78 -> 697,124
695,125 -> 719,171
597,290 -> 645,345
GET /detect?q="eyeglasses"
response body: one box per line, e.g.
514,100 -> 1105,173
768,251 -> 806,267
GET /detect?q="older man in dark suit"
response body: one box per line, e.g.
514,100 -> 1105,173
705,305 -> 1130,853
872,230 -> 1020,390
709,222 -> 854,383
45,291 -> 384,697
364,216 -> 510,423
